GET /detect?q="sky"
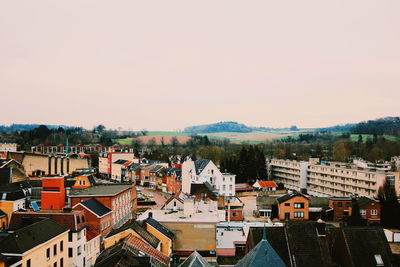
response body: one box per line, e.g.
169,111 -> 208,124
1,1 -> 399,131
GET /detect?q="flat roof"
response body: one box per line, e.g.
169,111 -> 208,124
138,209 -> 221,223
69,184 -> 132,197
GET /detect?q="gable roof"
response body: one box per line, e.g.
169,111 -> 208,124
78,198 -> 112,217
178,251 -> 213,267
356,197 -> 377,207
126,234 -> 170,266
106,221 -> 160,249
145,217 -> 175,240
190,182 -> 217,201
277,191 -> 308,204
163,193 -> 186,208
331,227 -> 395,267
236,227 -> 286,267
0,218 -> 67,255
255,180 -> 278,188
194,159 -> 211,175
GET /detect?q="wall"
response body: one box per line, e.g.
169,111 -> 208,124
278,196 -> 309,220
146,223 -> 173,256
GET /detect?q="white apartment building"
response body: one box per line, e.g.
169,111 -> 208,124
0,143 -> 17,152
98,152 -> 137,179
270,158 -> 400,198
269,158 -> 311,192
182,159 -> 236,196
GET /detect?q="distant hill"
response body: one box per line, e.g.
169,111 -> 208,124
0,124 -> 73,133
185,121 -> 253,133
350,117 -> 400,136
318,123 -> 356,133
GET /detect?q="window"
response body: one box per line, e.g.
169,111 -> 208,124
68,231 -> 73,242
294,212 -> 304,218
60,241 -> 63,251
69,248 -> 73,258
232,212 -> 239,218
60,258 -> 64,267
174,201 -> 177,207
78,246 -> 82,256
337,202 -> 343,207
294,203 -> 304,209
83,257 -> 86,267
53,244 -> 57,256
360,209 -> 366,215
27,259 -> 31,267
371,209 -> 378,215
346,202 -> 351,207
284,203 -> 290,207
375,254 -> 384,266
46,248 -> 50,259
77,216 -> 81,224
53,262 -> 57,267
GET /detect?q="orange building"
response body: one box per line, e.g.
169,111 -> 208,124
41,177 -> 66,210
329,197 -> 352,220
277,192 -> 309,221
72,174 -> 96,189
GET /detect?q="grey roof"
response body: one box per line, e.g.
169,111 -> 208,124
167,168 -> 182,178
256,195 -> 278,210
69,184 -> 132,197
276,191 -> 308,204
309,197 -> 329,209
0,209 -> 6,218
150,165 -> 164,173
235,227 -> 286,267
329,227 -> 395,267
178,251 -> 213,267
0,218 -> 67,255
0,182 -> 31,201
145,217 -> 175,240
190,182 -> 217,201
194,159 -> 211,175
80,198 -> 112,217
356,196 -> 376,207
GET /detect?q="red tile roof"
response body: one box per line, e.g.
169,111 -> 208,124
257,180 -> 278,188
126,234 -> 170,265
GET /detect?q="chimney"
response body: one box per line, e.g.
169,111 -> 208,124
148,212 -> 153,219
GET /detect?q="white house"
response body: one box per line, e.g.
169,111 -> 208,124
253,180 -> 278,191
182,159 -> 235,196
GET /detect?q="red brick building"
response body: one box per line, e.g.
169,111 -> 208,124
357,197 -> 381,224
69,184 -> 136,228
73,198 -> 113,237
166,168 -> 182,194
329,197 -> 352,220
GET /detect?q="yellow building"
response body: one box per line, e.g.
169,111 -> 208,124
0,218 -> 69,267
144,217 -> 174,256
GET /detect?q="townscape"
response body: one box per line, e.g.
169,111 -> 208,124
0,134 -> 399,266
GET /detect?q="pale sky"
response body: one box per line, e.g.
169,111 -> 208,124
1,1 -> 399,131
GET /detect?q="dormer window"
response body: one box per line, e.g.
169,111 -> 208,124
374,254 -> 383,266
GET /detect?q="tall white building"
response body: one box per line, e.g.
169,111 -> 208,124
270,158 -> 400,198
182,159 -> 235,196
0,143 -> 17,152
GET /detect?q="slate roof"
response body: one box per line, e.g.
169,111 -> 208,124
247,222 -> 334,267
167,168 -> 182,179
178,251 -> 213,267
145,217 -> 175,240
150,165 -> 164,173
190,182 -> 217,201
106,221 -> 160,248
276,191 -> 308,204
309,197 -> 330,209
0,182 -> 31,201
236,227 -> 286,267
0,218 -> 67,255
329,227 -> 395,267
79,198 -> 112,217
356,196 -> 377,207
285,222 -> 333,267
114,159 -> 129,164
194,159 -> 211,175
0,209 -> 6,218
95,240 -> 152,267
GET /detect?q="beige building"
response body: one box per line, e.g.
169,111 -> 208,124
0,143 -> 17,152
270,158 -> 400,198
8,152 -> 89,177
0,218 -> 69,267
98,152 -> 137,179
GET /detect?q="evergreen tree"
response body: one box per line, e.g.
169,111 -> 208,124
348,198 -> 363,226
378,181 -> 400,228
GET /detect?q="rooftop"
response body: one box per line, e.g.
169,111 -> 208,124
69,184 -> 133,197
138,209 -> 221,223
